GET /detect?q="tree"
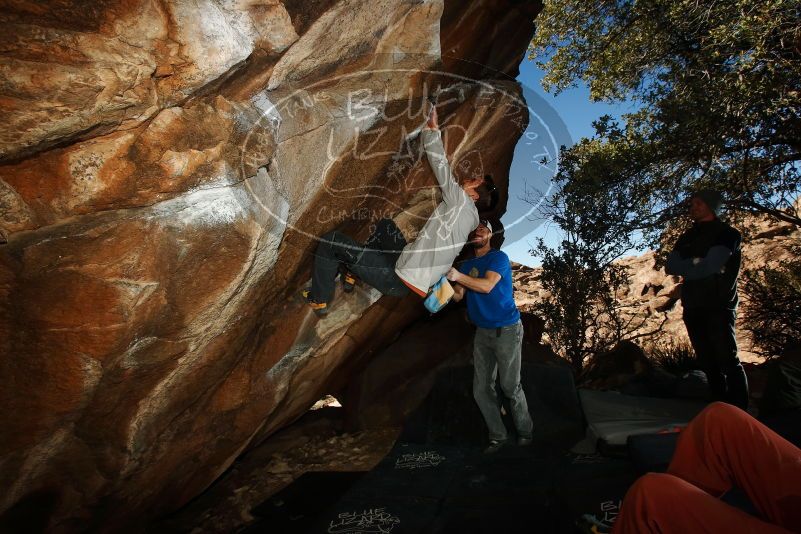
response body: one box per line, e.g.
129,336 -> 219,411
533,238 -> 631,372
530,0 -> 801,242
740,248 -> 801,358
530,144 -> 664,371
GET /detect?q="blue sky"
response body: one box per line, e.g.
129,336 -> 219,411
500,57 -> 632,266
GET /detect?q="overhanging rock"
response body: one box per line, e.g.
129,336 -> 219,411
0,0 -> 543,529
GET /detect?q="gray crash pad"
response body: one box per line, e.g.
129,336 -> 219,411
575,389 -> 707,451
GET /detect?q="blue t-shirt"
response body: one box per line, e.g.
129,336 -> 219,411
458,249 -> 520,328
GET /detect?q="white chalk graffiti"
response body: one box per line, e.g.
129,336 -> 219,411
394,451 -> 445,470
328,508 -> 400,534
580,499 -> 622,531
599,499 -> 621,523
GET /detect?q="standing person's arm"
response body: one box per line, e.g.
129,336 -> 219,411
452,282 -> 466,302
666,230 -> 692,276
667,247 -> 733,279
666,248 -> 690,276
666,230 -> 740,280
446,267 -> 501,294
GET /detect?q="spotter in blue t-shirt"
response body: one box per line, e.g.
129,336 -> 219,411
457,249 -> 520,329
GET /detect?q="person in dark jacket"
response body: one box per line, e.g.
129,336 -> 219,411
666,190 -> 748,409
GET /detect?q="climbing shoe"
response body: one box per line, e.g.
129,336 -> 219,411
302,290 -> 328,317
342,270 -> 357,293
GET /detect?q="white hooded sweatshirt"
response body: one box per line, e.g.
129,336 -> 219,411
394,128 -> 479,294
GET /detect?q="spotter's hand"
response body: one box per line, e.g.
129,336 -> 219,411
446,267 -> 461,282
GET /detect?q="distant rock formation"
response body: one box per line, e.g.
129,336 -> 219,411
513,215 -> 801,364
0,0 -> 542,529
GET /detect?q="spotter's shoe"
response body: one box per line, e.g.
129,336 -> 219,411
483,439 -> 507,454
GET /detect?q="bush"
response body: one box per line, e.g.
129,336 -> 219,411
532,253 -> 630,372
741,250 -> 801,360
646,339 -> 697,375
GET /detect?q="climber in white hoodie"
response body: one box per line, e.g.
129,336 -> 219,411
306,103 -> 495,316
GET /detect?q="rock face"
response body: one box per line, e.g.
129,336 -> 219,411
514,217 -> 801,364
0,0 -> 542,530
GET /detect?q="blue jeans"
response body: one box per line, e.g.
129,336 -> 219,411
472,320 -> 533,441
310,219 -> 410,303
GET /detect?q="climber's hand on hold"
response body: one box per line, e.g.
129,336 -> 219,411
426,103 -> 438,130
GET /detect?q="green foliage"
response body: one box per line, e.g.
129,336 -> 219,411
533,245 -> 631,372
530,163 -> 652,371
528,0 -> 800,367
741,249 -> 801,358
530,0 -> 801,242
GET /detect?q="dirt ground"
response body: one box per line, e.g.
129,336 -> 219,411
159,401 -> 400,533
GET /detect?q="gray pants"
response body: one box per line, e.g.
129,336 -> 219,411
472,320 -> 533,441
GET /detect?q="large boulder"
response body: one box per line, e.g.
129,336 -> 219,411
0,0 -> 542,530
